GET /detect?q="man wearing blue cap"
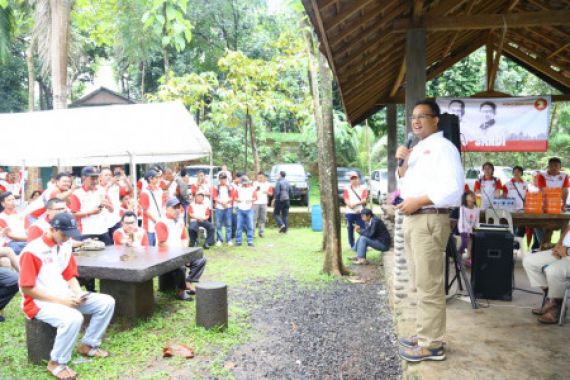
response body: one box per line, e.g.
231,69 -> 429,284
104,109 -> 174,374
19,213 -> 115,380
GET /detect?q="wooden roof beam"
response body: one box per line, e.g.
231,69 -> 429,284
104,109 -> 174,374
502,44 -> 570,90
324,0 -> 375,31
548,43 -> 570,60
317,0 -> 337,9
329,1 -> 401,49
441,0 -> 478,59
393,10 -> 570,32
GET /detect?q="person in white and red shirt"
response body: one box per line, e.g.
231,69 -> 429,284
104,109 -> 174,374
0,169 -> 22,201
343,171 -> 368,249
68,166 -> 114,246
156,198 -> 207,301
99,168 -> 123,239
0,192 -> 28,254
27,198 -> 68,242
235,176 -> 257,247
191,171 -> 212,206
139,169 -> 165,247
535,157 -> 570,248
27,172 -> 76,226
252,172 -> 273,238
474,162 -> 502,209
212,174 -> 236,246
537,157 -> 569,202
502,166 -> 528,212
113,211 -> 149,247
19,213 -> 115,380
187,192 -> 214,248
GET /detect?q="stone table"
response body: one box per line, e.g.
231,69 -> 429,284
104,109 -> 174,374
75,246 -> 203,319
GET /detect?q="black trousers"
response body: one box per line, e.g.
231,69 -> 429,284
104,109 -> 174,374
0,268 -> 19,310
274,200 -> 290,229
168,258 -> 208,290
189,221 -> 215,246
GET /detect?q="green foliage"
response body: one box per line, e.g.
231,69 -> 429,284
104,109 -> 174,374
0,39 -> 27,112
142,0 -> 192,52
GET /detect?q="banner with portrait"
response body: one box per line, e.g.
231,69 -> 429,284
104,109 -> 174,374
436,96 -> 551,152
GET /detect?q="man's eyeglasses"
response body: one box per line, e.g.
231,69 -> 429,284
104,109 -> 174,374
409,114 -> 434,121
122,221 -> 137,225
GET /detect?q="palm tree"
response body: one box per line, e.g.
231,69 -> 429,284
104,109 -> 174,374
0,5 -> 16,63
31,0 -> 74,109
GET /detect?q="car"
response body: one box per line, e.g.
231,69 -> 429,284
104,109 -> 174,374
369,169 -> 388,204
184,165 -> 222,187
336,167 -> 368,205
269,163 -> 310,206
465,165 -> 513,191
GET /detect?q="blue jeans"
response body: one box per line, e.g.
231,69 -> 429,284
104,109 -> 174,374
215,208 -> 232,243
147,232 -> 156,247
236,209 -> 254,244
35,292 -> 115,364
8,241 -> 27,255
346,213 -> 365,248
353,236 -> 389,259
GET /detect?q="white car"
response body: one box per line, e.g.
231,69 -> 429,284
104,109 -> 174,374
465,165 -> 513,191
369,169 -> 388,204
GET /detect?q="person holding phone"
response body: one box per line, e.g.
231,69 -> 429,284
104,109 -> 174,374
19,213 -> 115,380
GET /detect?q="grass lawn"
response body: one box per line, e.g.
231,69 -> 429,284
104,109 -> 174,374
0,228 -> 334,380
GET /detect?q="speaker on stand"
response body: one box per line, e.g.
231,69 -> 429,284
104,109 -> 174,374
471,227 -> 514,301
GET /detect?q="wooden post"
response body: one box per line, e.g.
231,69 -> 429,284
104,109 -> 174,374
387,104 -> 397,193
405,28 -> 426,131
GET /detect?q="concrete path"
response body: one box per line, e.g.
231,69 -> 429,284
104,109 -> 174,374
385,252 -> 570,380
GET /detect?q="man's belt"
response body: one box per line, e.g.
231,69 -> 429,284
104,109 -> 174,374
411,208 -> 450,215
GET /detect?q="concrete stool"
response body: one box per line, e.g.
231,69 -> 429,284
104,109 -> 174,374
195,282 -> 228,330
25,318 -> 56,364
158,272 -> 177,292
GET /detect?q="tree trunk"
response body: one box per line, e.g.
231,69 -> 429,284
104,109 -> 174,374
244,109 -> 248,174
162,3 -> 170,81
304,21 -> 346,276
248,109 -> 260,174
49,0 -> 72,109
318,52 -> 346,276
304,28 -> 328,251
140,60 -> 146,99
26,44 -> 35,112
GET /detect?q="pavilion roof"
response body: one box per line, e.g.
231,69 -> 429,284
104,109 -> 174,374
302,0 -> 570,125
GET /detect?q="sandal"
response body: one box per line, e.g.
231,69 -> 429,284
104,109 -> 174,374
48,364 -> 77,380
78,345 -> 110,358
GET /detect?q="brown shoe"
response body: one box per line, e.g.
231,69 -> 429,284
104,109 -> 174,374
532,296 -> 552,316
538,298 -> 562,324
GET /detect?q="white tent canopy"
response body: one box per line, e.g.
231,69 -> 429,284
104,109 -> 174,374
0,101 -> 211,167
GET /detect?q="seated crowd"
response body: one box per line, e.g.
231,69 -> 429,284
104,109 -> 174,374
0,163 -> 290,379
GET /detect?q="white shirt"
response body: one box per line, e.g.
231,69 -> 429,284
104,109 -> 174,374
253,181 -> 272,205
236,186 -> 256,211
503,179 -> 528,211
397,131 -> 464,208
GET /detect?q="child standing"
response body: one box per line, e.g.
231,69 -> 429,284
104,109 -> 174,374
458,190 -> 480,266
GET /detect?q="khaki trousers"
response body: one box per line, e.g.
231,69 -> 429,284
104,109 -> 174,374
404,213 -> 450,349
523,250 -> 570,298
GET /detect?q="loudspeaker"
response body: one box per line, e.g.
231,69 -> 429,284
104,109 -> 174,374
471,229 -> 514,301
439,113 -> 461,154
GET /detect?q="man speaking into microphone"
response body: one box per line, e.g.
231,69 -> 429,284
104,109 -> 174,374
395,99 -> 464,362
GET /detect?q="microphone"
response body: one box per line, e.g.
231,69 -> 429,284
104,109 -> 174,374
398,132 -> 414,167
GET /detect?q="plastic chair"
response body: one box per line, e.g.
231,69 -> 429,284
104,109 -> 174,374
484,209 -> 528,260
560,279 -> 569,326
